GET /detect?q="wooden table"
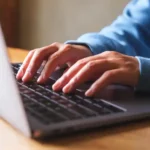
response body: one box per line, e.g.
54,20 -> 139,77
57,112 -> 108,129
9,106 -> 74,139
1,48 -> 150,150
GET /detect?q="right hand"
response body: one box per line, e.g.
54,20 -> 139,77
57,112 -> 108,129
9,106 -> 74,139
16,42 -> 92,83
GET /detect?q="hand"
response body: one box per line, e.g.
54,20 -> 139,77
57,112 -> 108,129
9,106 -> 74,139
53,51 -> 140,97
16,43 -> 92,82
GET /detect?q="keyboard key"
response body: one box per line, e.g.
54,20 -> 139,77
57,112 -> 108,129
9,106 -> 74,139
71,96 -> 110,115
93,99 -> 123,113
26,106 -> 63,124
12,63 -> 124,125
66,104 -> 96,117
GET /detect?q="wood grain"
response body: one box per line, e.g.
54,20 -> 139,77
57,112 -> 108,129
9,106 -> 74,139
1,48 -> 150,150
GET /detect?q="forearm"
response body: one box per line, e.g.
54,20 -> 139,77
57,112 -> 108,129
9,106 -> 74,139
66,0 -> 150,57
66,0 -> 150,91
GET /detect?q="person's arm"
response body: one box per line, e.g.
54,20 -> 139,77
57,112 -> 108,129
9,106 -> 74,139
66,0 -> 150,91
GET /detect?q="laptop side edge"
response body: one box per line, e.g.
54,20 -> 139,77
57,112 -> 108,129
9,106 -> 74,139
0,25 -> 31,137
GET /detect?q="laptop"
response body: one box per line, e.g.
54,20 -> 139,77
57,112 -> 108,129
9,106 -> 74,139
1,25 -> 150,139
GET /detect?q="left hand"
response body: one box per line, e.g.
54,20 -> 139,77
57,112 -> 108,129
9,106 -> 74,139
52,51 -> 140,97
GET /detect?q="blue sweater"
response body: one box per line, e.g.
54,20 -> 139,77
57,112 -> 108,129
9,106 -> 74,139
66,0 -> 150,91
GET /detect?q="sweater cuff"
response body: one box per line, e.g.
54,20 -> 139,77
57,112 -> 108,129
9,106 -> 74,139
135,56 -> 150,91
65,40 -> 95,55
65,33 -> 122,55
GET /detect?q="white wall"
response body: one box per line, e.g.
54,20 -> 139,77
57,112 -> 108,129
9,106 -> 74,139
19,0 -> 129,49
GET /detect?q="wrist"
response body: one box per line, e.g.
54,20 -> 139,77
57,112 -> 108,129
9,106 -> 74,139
65,40 -> 93,56
73,44 -> 93,57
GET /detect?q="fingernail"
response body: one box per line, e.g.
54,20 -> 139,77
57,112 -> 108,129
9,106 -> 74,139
53,81 -> 61,90
37,76 -> 43,83
22,71 -> 32,82
85,89 -> 94,97
16,73 -> 21,79
16,70 -> 23,79
22,75 -> 27,82
63,85 -> 72,93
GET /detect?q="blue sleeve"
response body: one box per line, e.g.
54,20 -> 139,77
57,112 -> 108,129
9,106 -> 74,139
66,0 -> 150,91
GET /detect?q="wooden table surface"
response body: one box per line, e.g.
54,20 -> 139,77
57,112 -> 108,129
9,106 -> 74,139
1,48 -> 150,150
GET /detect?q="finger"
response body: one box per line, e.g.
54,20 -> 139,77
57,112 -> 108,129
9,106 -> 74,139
55,59 -> 76,71
62,60 -> 112,93
37,44 -> 76,83
85,69 -> 122,97
52,59 -> 86,91
52,55 -> 104,90
67,59 -> 77,67
63,67 -> 70,74
22,44 -> 59,82
53,56 -> 115,91
16,50 -> 35,80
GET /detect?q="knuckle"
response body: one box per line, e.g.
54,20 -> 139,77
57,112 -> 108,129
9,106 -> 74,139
103,51 -> 117,56
28,49 -> 35,55
78,57 -> 88,64
63,44 -> 72,51
86,61 -> 96,69
102,59 -> 109,64
34,49 -> 42,55
71,76 -> 79,84
104,71 -> 114,79
102,51 -> 110,55
110,51 -> 118,55
76,59 -> 86,67
51,42 -> 60,47
50,53 -> 59,61
34,48 -> 47,56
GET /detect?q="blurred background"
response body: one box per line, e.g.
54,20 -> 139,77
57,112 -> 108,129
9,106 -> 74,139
0,0 -> 129,50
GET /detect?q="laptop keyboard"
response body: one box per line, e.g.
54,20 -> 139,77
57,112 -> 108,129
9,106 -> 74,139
12,63 -> 124,125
